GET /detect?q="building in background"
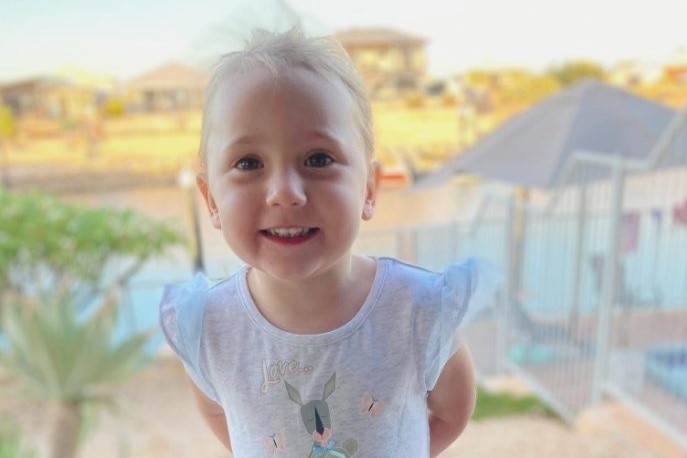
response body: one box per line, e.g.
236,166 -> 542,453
125,62 -> 208,113
609,60 -> 663,87
664,47 -> 687,84
0,72 -> 113,120
335,27 -> 427,100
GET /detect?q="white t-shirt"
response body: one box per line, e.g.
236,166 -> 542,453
160,257 -> 498,457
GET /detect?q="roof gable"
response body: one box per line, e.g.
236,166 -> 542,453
128,62 -> 209,90
334,27 -> 426,49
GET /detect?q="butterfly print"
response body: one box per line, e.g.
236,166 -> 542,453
359,392 -> 384,418
262,432 -> 287,453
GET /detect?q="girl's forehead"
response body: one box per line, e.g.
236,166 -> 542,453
204,65 -> 368,160
203,65 -> 372,167
211,66 -> 355,121
208,69 -> 362,145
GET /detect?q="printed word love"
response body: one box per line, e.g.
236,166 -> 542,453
260,359 -> 313,394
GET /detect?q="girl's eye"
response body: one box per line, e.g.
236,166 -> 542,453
304,151 -> 334,168
234,157 -> 263,170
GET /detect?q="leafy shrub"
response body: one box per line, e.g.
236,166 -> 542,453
0,106 -> 16,141
101,98 -> 126,118
0,189 -> 186,304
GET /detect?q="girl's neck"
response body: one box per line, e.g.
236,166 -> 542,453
246,255 -> 377,334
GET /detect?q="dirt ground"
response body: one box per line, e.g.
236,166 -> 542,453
1,357 -> 678,458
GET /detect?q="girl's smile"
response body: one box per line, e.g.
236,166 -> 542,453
261,227 -> 320,245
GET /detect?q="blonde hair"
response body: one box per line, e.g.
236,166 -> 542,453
199,27 -> 374,168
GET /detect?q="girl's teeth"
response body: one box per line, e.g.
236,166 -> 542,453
267,228 -> 311,237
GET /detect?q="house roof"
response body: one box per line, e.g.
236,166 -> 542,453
334,27 -> 426,49
0,76 -> 67,94
128,62 -> 209,91
418,79 -> 687,189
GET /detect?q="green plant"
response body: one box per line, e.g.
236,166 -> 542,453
0,189 -> 185,458
548,60 -> 606,87
501,74 -> 561,106
0,421 -> 36,458
472,387 -> 556,421
101,97 -> 126,118
1,288 -> 146,458
0,105 -> 16,141
0,189 -> 185,304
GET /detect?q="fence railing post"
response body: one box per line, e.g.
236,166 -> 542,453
396,227 -> 418,264
592,156 -> 626,404
568,186 -> 588,335
498,195 -> 516,372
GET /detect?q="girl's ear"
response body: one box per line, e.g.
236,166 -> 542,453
196,173 -> 222,229
362,161 -> 381,221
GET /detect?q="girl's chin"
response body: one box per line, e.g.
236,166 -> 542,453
251,256 -> 353,284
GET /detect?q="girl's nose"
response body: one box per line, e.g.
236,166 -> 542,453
265,170 -> 307,207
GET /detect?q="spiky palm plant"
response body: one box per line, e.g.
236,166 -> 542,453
0,286 -> 150,458
0,421 -> 36,458
0,190 -> 185,458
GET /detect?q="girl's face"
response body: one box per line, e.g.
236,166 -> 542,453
197,66 -> 379,283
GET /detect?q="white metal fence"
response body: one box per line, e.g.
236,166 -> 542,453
353,107 -> 687,449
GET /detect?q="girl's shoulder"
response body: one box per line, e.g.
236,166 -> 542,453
204,268 -> 246,309
374,257 -> 459,310
377,256 -> 493,288
376,256 -> 503,315
160,267 -> 248,317
376,256 -> 439,282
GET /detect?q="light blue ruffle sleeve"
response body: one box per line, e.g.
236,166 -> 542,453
159,272 -> 219,402
425,258 -> 503,390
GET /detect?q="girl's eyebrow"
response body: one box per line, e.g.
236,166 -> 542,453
220,135 -> 262,153
219,130 -> 347,154
303,129 -> 345,148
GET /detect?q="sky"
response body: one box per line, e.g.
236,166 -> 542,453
1,0 -> 686,82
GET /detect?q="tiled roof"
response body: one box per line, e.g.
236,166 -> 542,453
334,27 -> 426,48
128,62 -> 209,90
0,76 -> 66,93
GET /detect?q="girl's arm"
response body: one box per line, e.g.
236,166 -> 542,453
189,378 -> 233,454
426,344 -> 476,457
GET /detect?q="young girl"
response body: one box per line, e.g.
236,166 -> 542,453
160,27 -> 499,457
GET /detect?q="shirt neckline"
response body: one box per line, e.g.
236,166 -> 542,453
237,257 -> 388,346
